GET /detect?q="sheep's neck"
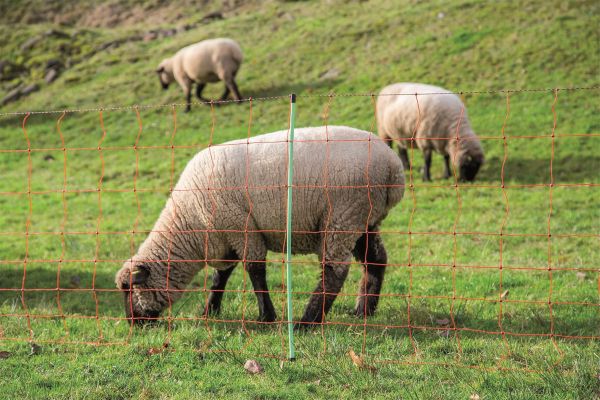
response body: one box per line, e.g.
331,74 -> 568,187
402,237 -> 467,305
140,207 -> 206,267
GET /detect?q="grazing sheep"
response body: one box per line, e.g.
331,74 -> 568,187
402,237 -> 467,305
376,83 -> 484,181
156,38 -> 243,112
115,126 -> 404,327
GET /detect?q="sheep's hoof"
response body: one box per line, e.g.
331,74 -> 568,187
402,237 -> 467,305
257,313 -> 276,323
202,305 -> 220,318
294,321 -> 321,331
353,306 -> 375,318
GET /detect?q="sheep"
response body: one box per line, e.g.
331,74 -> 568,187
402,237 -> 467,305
376,83 -> 484,182
156,38 -> 243,112
115,126 -> 405,327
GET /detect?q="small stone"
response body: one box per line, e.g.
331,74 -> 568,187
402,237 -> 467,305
201,11 -> 224,22
29,343 -> 42,355
45,68 -> 59,84
20,36 -> 41,51
21,83 -> 40,96
437,12 -> 445,19
319,67 -> 340,81
143,32 -> 158,42
2,87 -> 22,105
44,29 -> 69,38
244,359 -> 264,374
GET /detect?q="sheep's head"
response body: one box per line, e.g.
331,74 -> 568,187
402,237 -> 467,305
450,133 -> 485,182
115,259 -> 164,325
156,59 -> 174,90
458,152 -> 484,182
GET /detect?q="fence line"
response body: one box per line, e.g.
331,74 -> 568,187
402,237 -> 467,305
0,87 -> 598,373
0,85 -> 599,116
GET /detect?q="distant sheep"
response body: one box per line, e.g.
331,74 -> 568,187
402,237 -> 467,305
115,126 -> 404,327
156,38 -> 243,112
377,83 -> 484,181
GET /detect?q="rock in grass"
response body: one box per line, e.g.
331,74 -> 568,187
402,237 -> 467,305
2,87 -> 22,105
29,343 -> 42,356
21,83 -> 39,96
45,68 -> 59,83
244,359 -> 264,374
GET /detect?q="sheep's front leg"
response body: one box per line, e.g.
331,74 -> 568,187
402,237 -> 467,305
195,83 -> 212,105
422,148 -> 432,181
352,230 -> 387,317
443,154 -> 452,179
247,261 -> 276,322
398,147 -> 411,171
204,265 -> 236,317
299,262 -> 350,328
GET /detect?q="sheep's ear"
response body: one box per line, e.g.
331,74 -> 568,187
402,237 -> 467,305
156,66 -> 164,73
130,265 -> 150,286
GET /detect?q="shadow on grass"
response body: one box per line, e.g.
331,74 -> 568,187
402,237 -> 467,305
247,79 -> 342,99
2,266 -> 596,338
479,156 -> 600,183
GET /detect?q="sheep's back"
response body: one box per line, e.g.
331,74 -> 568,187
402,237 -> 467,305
378,83 -> 468,152
177,38 -> 243,82
177,126 -> 403,254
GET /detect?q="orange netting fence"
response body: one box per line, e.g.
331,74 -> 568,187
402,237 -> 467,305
0,86 -> 597,371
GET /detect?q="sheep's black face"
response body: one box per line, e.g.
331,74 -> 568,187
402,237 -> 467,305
158,74 -> 169,90
156,67 -> 170,90
459,155 -> 482,182
116,264 -> 162,326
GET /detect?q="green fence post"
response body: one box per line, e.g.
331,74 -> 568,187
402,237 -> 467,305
286,93 -> 297,361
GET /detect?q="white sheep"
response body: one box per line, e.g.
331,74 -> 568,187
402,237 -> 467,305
115,126 -> 405,327
377,82 -> 485,181
156,38 -> 243,112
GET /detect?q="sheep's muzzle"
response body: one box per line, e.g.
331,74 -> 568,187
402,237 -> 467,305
122,289 -> 160,326
459,158 -> 482,182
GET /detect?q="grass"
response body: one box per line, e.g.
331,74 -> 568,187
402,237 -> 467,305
0,0 -> 599,398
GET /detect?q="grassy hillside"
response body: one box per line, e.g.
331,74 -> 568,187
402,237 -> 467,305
0,0 -> 598,398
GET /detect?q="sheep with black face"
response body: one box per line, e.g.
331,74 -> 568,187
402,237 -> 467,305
115,126 -> 404,327
156,38 -> 243,112
377,83 -> 485,181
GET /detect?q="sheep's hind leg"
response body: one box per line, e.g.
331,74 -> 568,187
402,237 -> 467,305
219,86 -> 230,101
225,78 -> 242,102
184,88 -> 192,112
204,264 -> 236,317
247,261 -> 276,322
352,230 -> 387,318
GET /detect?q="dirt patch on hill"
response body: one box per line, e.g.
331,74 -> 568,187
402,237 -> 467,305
0,0 -> 252,28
